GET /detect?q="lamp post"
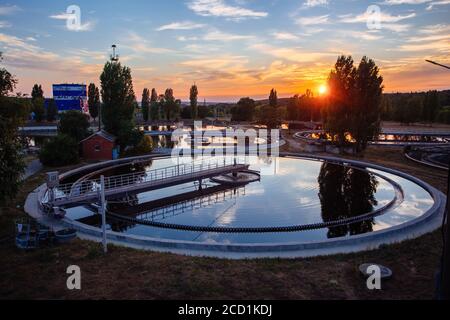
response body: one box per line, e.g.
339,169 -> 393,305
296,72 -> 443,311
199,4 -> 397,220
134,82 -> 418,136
426,59 -> 450,300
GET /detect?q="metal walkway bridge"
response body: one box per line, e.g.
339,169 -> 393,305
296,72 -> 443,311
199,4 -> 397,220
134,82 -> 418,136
47,158 -> 249,207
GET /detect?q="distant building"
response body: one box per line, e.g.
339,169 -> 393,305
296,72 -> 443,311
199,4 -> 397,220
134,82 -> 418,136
81,130 -> 118,161
52,84 -> 88,113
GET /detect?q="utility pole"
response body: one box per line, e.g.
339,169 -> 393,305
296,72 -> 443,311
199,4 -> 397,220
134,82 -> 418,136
426,59 -> 450,299
99,175 -> 107,253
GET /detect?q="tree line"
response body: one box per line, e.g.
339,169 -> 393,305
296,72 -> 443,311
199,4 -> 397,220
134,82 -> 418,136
381,90 -> 450,125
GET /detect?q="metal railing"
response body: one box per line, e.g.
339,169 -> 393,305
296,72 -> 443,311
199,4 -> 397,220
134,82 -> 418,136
50,157 -> 248,202
135,187 -> 245,222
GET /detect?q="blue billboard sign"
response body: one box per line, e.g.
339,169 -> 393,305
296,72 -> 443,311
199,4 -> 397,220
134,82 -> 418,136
52,84 -> 88,112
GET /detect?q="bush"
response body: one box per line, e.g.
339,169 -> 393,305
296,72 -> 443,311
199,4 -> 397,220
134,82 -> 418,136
59,110 -> 90,142
39,134 -> 79,167
121,135 -> 154,158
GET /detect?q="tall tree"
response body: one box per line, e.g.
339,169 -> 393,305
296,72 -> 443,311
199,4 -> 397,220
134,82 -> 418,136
324,55 -> 356,148
351,56 -> 383,152
231,97 -> 255,121
0,54 -> 30,203
0,52 -> 17,96
32,97 -> 45,122
149,88 -> 159,121
163,88 -> 180,120
324,55 -> 383,153
88,83 -> 100,120
31,84 -> 43,101
46,98 -> 58,122
100,61 -> 136,145
59,110 -> 90,142
269,88 -> 278,108
190,84 -> 198,119
141,88 -> 150,122
423,90 -> 440,125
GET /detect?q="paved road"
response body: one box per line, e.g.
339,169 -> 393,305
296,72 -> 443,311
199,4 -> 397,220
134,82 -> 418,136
22,159 -> 43,181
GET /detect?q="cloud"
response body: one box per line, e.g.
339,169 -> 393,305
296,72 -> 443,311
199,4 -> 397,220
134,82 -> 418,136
0,20 -> 11,28
426,0 -> 450,10
296,15 -> 329,26
203,30 -> 254,41
382,0 -> 431,4
156,21 -> 206,31
303,0 -> 329,7
250,43 -> 335,63
123,32 -> 175,54
0,5 -> 20,15
272,32 -> 300,41
187,0 -> 268,20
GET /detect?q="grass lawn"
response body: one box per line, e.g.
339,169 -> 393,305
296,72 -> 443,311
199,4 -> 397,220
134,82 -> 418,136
0,146 -> 446,300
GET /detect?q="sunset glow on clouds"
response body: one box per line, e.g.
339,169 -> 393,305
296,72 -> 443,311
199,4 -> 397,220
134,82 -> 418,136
0,0 -> 449,102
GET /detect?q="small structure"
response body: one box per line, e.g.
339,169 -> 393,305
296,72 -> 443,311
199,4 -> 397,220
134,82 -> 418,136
81,130 -> 117,161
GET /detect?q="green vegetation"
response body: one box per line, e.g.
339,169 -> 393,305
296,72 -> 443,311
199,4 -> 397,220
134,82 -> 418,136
141,88 -> 150,122
58,110 -> 91,142
381,90 -> 447,125
88,83 -> 100,121
190,84 -> 198,119
231,97 -> 256,121
39,134 -> 79,167
324,55 -> 383,153
0,53 -> 29,203
121,135 -> 154,157
46,99 -> 58,122
100,60 -> 136,146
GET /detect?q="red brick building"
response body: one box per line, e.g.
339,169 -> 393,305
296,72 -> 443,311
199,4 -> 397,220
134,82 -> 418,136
81,130 -> 117,161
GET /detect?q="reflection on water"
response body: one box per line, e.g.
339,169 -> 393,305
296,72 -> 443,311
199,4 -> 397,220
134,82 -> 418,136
318,163 -> 378,238
63,156 -> 434,244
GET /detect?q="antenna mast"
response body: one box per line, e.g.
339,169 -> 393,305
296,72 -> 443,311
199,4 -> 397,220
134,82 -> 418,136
110,44 -> 119,62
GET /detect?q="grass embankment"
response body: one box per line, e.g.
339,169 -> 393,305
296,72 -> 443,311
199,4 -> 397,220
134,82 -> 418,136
0,146 -> 446,300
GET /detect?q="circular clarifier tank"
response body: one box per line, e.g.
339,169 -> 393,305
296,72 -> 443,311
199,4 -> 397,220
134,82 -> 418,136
52,154 -> 443,258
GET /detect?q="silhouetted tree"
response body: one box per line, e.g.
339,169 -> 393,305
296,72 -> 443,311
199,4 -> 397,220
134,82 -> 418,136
59,110 -> 90,142
231,97 -> 255,121
190,84 -> 198,119
141,88 -> 150,122
88,83 -> 100,120
46,98 -> 58,122
0,52 -> 17,97
100,61 -> 136,146
269,88 -> 278,108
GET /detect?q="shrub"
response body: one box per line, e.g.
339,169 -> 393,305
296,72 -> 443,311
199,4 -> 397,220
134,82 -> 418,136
39,134 -> 79,167
121,135 -> 154,158
59,110 -> 90,142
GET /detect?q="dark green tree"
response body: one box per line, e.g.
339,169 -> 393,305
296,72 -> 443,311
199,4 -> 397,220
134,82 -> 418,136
32,97 -> 45,122
269,88 -> 278,108
59,110 -> 90,142
163,88 -> 180,120
190,84 -> 198,119
39,134 -> 79,167
141,88 -> 150,122
0,53 -> 17,96
0,97 -> 30,203
88,83 -> 100,120
231,97 -> 256,121
149,88 -> 159,121
100,61 -> 136,146
46,98 -> 58,122
0,55 -> 30,203
351,56 -> 384,152
422,90 -> 440,124
324,55 -> 356,148
31,84 -> 43,101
